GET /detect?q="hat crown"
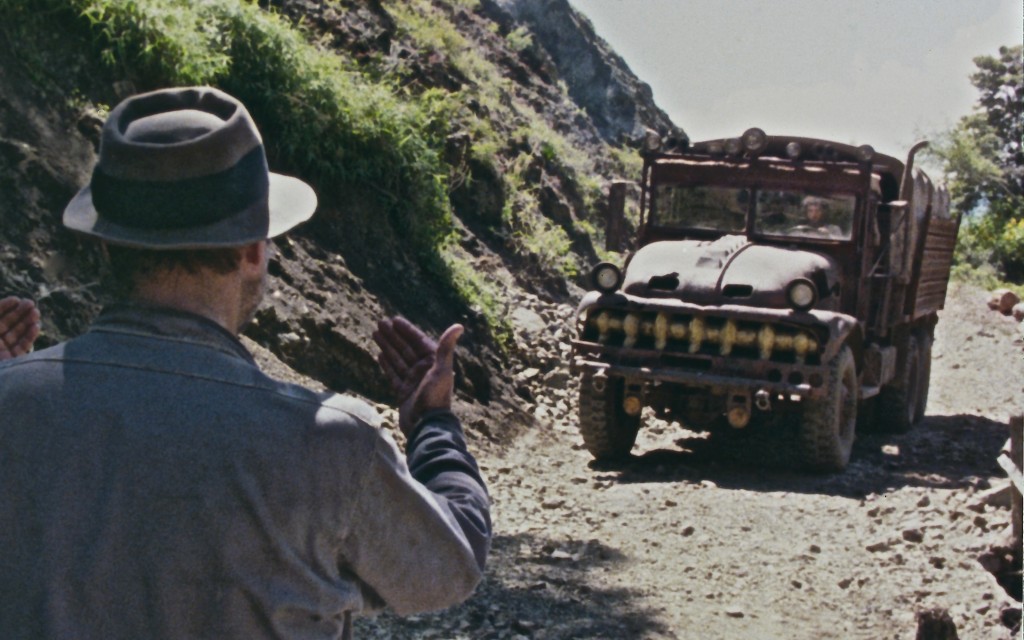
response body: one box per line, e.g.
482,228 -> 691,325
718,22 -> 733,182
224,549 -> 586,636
63,86 -> 317,249
98,88 -> 263,183
123,109 -> 223,144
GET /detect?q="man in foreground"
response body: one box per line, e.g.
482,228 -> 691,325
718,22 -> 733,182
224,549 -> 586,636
0,86 -> 490,639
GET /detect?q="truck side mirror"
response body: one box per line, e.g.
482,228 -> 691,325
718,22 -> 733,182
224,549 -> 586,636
606,181 -> 630,252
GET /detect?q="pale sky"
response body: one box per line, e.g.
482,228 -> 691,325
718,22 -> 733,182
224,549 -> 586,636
569,0 -> 1023,159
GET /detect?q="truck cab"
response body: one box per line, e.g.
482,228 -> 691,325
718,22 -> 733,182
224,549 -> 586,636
571,128 -> 958,471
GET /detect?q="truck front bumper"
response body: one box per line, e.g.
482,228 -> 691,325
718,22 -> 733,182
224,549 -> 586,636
571,342 -> 830,400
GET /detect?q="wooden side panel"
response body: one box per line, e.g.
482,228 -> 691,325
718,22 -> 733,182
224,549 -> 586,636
913,216 -> 958,316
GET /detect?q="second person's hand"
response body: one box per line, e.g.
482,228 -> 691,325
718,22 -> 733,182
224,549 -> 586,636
0,296 -> 41,361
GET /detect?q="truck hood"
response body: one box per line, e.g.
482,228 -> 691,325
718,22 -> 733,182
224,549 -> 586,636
622,235 -> 840,309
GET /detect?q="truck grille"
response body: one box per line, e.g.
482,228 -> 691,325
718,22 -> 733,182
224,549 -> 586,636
583,308 -> 821,364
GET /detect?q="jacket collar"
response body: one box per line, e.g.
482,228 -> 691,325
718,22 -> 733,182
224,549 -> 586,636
90,303 -> 257,364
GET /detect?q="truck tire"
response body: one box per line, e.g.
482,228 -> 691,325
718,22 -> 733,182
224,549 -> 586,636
578,375 -> 640,461
877,335 -> 920,433
798,345 -> 857,472
914,331 -> 933,422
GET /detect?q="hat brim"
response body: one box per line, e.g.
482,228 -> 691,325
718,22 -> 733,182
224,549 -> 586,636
63,172 -> 317,249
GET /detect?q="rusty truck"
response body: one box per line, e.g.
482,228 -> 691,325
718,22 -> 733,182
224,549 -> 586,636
570,128 -> 960,471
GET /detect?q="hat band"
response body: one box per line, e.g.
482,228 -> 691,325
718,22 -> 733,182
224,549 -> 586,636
90,146 -> 270,231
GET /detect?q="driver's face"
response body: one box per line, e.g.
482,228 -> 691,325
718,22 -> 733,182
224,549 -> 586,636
806,204 -> 823,224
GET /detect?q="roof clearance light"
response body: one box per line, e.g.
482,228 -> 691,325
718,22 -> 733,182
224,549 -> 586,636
857,144 -> 875,163
642,130 -> 663,154
742,127 -> 768,154
591,262 -> 623,293
786,141 -> 802,160
725,137 -> 742,155
786,278 -> 817,311
665,134 -> 689,151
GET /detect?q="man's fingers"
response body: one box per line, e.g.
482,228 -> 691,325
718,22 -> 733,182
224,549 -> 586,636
374,324 -> 408,373
374,317 -> 432,370
375,317 -> 444,398
12,319 -> 40,352
0,298 -> 39,360
377,351 -> 431,402
376,352 -> 403,386
389,316 -> 437,359
373,317 -> 462,436
1,300 -> 40,354
0,297 -> 19,334
0,299 -> 38,327
0,296 -> 20,315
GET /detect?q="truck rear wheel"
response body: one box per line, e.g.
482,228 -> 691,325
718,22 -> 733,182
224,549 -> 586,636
799,346 -> 857,472
878,335 -> 920,433
914,331 -> 933,422
578,375 -> 640,461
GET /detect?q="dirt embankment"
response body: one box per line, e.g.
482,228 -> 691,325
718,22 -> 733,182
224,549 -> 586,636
347,280 -> 1023,640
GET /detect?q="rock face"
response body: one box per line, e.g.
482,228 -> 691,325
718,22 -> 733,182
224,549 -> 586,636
0,31 -> 105,346
0,1 -> 684,433
483,0 -> 684,144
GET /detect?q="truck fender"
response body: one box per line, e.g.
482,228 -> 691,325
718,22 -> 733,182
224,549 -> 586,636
814,311 -> 863,369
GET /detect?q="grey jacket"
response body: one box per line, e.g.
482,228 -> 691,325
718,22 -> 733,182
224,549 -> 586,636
0,305 -> 490,639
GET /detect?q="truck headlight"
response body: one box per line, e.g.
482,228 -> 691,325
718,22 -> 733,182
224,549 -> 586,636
591,262 -> 623,293
786,278 -> 817,311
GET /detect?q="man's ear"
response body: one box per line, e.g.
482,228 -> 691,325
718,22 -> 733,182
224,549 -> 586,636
239,240 -> 267,274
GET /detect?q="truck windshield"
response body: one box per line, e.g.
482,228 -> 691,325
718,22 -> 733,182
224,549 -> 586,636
754,191 -> 855,240
650,184 -> 748,232
650,184 -> 855,240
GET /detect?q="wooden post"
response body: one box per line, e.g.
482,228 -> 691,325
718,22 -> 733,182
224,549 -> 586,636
999,414 -> 1023,553
606,181 -> 627,252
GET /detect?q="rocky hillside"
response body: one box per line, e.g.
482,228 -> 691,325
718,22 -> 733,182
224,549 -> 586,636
0,0 -> 681,436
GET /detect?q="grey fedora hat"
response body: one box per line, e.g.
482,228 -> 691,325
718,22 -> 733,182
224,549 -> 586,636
64,86 -> 316,248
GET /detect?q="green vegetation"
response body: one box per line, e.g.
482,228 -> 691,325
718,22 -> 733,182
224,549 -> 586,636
505,26 -> 533,53
442,247 -> 514,347
929,45 -> 1023,284
381,0 -> 626,285
3,0 -> 456,254
0,0 -> 632,350
950,262 -> 1024,299
1,0 -> 478,327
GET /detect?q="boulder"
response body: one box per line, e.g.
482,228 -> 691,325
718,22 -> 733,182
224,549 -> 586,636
1012,301 -> 1024,321
988,288 -> 1021,314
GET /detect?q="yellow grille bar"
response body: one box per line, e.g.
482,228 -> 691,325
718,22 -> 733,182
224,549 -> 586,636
588,310 -> 819,362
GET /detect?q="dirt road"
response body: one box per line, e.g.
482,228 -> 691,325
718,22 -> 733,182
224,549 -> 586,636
358,281 -> 1022,639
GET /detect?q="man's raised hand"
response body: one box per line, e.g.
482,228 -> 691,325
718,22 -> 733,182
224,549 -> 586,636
373,316 -> 462,436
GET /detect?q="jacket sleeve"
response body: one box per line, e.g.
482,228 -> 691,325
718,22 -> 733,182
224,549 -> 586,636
339,410 -> 491,616
404,409 -> 491,572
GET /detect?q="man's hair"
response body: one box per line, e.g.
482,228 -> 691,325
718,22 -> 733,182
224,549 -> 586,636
103,245 -> 244,299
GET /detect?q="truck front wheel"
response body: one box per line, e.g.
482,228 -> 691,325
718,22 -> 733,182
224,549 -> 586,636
798,346 -> 857,472
578,375 -> 641,461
